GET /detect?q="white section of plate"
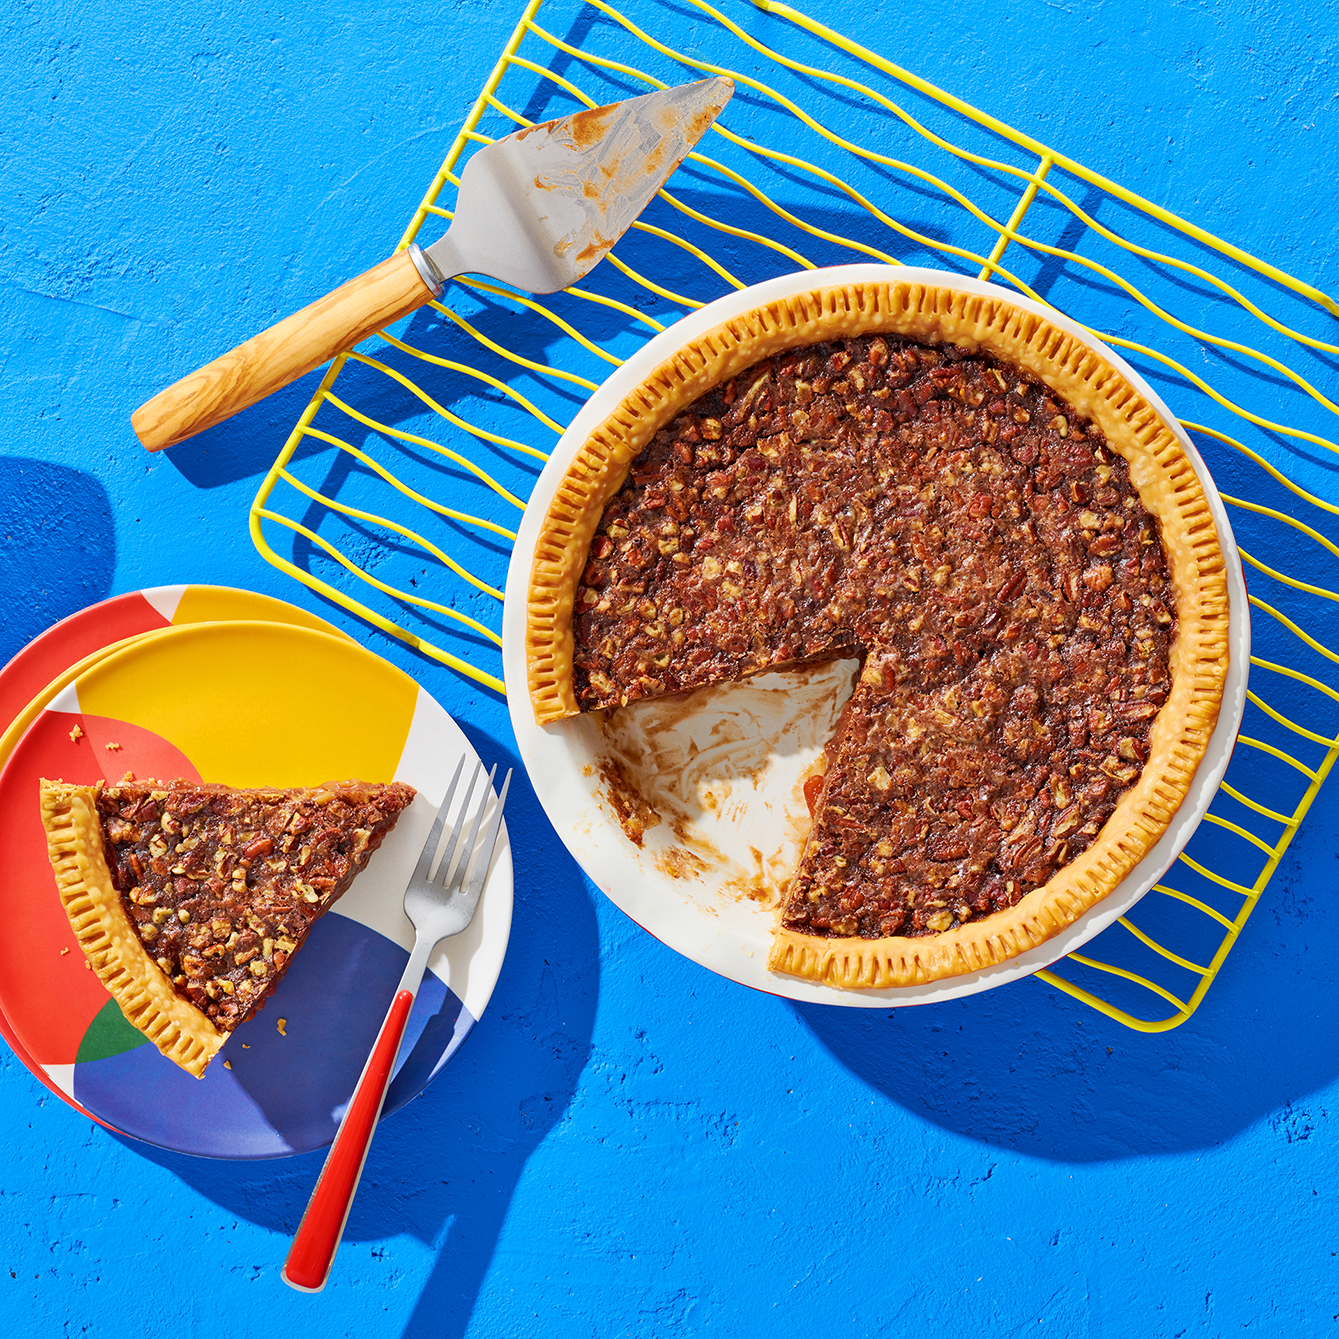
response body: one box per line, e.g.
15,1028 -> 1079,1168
503,265 -> 1250,1008
41,1064 -> 77,1104
45,682 -> 81,716
140,585 -> 187,623
333,686 -> 513,1021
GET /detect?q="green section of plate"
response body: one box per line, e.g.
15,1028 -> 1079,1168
75,999 -> 148,1065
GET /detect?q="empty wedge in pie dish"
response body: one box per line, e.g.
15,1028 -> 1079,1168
505,265 -> 1248,1004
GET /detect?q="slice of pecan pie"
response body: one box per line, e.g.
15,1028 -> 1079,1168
40,775 -> 416,1076
525,280 -> 1229,989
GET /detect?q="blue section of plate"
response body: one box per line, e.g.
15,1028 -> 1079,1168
72,914 -> 469,1159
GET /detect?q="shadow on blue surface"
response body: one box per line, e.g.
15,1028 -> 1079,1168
160,365 -> 332,489
0,458 -> 115,664
789,822 -> 1339,1162
112,765 -> 598,1339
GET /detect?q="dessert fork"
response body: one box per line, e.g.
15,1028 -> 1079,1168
282,756 -> 512,1292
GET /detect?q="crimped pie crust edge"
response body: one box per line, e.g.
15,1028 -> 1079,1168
40,779 -> 225,1078
523,280 -> 1230,989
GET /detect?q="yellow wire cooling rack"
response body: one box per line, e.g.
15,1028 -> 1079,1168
250,0 -> 1339,1031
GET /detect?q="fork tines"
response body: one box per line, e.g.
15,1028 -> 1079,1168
415,759 -> 512,890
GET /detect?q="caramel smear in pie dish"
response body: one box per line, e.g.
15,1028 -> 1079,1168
40,776 -> 415,1076
526,281 -> 1228,989
591,659 -> 857,906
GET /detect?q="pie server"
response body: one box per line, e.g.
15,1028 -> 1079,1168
131,76 -> 734,452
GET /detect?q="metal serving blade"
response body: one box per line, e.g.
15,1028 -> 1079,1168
132,78 -> 731,451
416,76 -> 734,295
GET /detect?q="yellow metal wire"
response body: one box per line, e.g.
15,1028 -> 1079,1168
751,0 -> 1339,315
251,0 -> 1339,1029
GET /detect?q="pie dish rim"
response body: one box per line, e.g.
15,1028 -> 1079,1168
502,263 -> 1250,1005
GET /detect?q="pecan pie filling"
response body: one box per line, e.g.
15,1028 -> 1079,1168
571,335 -> 1175,940
90,777 -> 415,1030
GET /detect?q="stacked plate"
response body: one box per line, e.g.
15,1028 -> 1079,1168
0,586 -> 512,1159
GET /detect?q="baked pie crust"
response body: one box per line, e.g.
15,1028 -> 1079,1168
524,280 -> 1229,988
40,776 -> 415,1076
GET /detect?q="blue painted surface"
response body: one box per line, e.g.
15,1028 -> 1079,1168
2,1 -> 1338,1335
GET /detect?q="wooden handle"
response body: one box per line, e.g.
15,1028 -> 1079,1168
282,988 -> 415,1293
131,250 -> 433,451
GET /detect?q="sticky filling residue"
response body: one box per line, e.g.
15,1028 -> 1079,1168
594,660 -> 858,907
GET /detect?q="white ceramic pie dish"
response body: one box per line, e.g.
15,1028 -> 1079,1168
502,264 -> 1250,1008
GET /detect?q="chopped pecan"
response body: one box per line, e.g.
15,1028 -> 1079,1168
570,333 -> 1172,939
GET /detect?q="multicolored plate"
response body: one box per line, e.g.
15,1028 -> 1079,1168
0,586 -> 347,1126
0,620 -> 512,1158
0,585 -> 342,740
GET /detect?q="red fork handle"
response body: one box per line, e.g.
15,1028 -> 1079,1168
282,989 -> 415,1292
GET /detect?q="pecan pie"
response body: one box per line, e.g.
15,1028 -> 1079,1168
526,281 -> 1228,988
40,776 -> 416,1075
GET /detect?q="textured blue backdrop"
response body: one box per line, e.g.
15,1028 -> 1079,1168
3,1 -> 1338,1335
